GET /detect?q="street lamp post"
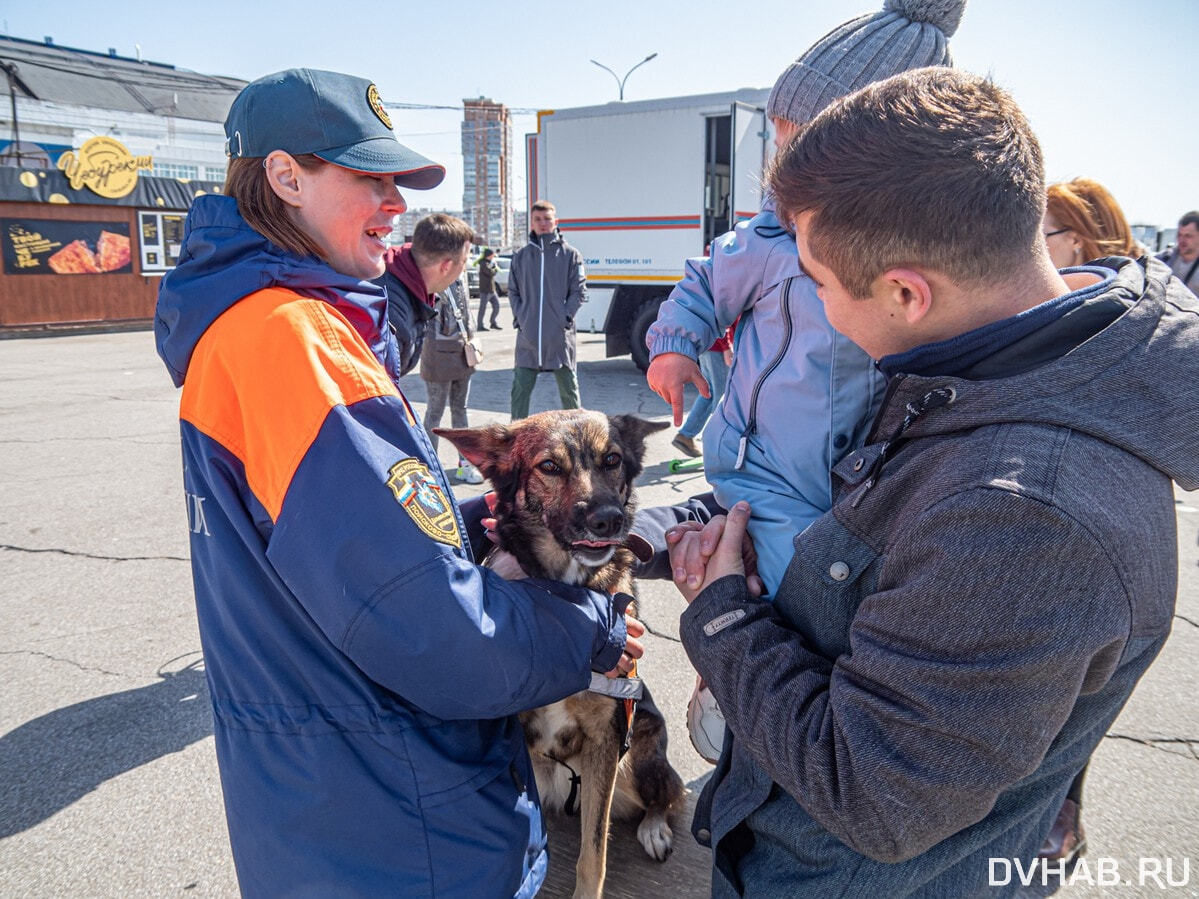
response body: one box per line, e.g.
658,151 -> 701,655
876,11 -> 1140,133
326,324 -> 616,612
589,53 -> 658,101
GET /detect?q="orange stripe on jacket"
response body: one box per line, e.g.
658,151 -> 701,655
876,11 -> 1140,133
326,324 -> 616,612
180,287 -> 413,522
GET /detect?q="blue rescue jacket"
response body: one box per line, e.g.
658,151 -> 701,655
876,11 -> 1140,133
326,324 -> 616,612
154,195 -> 627,897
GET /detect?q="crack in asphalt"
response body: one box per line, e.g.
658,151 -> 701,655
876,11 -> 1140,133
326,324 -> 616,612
0,436 -> 174,445
639,620 -> 682,644
0,648 -> 131,680
1105,733 -> 1199,762
0,544 -> 188,563
1175,613 -> 1199,630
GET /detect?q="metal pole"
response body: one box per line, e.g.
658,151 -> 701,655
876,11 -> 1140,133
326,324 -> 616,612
2,62 -> 22,164
590,53 -> 658,101
589,60 -> 622,99
619,53 -> 658,101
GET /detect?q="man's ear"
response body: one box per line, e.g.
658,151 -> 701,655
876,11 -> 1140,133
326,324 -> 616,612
263,151 -> 304,208
878,267 -> 934,325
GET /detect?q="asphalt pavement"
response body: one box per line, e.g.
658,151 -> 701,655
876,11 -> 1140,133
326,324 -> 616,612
1,325 -> 1196,898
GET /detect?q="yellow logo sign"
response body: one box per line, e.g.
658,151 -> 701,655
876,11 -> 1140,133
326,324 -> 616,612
386,458 -> 460,548
57,137 -> 153,199
367,84 -> 393,130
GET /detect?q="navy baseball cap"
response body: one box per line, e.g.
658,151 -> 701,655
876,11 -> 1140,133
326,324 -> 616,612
224,68 -> 445,189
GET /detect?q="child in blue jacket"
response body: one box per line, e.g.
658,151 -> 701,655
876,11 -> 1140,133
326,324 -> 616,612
646,0 -> 965,596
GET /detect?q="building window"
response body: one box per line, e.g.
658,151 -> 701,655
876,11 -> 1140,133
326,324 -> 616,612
153,163 -> 200,181
204,166 -> 226,183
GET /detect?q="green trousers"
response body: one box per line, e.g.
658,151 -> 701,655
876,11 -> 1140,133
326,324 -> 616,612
510,366 -> 581,420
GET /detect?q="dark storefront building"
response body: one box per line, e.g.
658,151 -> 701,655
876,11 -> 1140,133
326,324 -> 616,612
1,35 -> 240,333
0,165 -> 221,332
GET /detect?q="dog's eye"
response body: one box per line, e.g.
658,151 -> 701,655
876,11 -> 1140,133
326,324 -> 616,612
603,452 -> 622,469
537,460 -> 562,475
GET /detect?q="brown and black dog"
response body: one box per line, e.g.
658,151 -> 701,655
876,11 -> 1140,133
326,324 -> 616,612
437,410 -> 685,899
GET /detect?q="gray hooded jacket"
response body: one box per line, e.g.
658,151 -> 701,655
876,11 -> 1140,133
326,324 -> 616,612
508,229 -> 586,370
681,257 -> 1199,897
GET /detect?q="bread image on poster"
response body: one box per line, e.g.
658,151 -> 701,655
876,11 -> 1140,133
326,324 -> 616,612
47,239 -> 103,274
45,231 -> 132,274
97,230 -> 131,272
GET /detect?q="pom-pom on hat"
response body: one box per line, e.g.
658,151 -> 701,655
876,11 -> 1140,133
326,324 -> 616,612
767,0 -> 967,126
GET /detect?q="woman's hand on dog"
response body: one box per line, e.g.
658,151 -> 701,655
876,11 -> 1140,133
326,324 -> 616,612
605,614 -> 645,678
666,502 -> 761,602
487,549 -> 529,580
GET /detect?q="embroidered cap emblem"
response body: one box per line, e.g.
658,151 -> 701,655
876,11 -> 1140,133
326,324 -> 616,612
366,84 -> 393,130
386,458 -> 460,548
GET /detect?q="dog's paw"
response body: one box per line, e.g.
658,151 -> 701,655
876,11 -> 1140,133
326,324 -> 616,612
637,814 -> 674,861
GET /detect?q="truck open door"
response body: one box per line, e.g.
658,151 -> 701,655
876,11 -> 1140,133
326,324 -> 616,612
730,102 -> 766,227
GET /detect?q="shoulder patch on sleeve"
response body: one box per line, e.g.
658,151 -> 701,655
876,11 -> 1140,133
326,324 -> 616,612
386,457 -> 461,548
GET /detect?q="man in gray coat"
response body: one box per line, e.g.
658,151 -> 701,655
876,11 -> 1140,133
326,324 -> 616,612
508,200 -> 586,420
665,68 -> 1198,897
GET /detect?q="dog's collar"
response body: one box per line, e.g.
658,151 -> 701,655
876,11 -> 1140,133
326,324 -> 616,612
587,672 -> 643,700
623,533 -> 653,563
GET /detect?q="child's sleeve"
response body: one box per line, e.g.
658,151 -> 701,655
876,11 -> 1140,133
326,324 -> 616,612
646,221 -> 772,362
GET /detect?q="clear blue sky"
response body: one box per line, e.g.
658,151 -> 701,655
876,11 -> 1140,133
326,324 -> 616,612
4,1 -> 1194,226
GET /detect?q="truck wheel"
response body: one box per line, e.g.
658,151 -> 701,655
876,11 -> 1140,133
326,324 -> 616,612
629,300 -> 662,373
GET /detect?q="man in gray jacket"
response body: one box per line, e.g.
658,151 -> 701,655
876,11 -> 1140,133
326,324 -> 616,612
508,200 -> 586,419
667,68 -> 1198,896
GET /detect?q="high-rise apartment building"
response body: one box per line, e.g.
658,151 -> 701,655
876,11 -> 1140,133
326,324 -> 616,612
461,97 -> 512,250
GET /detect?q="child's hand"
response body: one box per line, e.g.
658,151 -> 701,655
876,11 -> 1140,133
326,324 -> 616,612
647,353 -> 710,426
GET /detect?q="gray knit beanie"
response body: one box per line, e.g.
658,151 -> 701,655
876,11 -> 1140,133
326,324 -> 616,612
767,0 -> 967,125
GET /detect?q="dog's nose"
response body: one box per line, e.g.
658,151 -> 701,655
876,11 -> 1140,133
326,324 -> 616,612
586,505 -> 624,538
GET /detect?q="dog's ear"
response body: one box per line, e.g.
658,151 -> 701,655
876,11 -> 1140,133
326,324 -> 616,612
608,415 -> 670,465
433,425 -> 516,479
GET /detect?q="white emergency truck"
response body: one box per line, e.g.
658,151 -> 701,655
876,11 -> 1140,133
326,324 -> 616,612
525,88 -> 775,370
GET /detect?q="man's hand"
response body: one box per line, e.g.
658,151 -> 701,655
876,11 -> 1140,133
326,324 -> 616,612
605,613 -> 645,678
647,353 -> 709,426
667,502 -> 758,602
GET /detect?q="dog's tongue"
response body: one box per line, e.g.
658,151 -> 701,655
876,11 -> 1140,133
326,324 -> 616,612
573,539 -> 618,549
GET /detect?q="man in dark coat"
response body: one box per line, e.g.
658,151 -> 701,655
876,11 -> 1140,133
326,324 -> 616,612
475,247 -> 502,331
508,200 -> 586,419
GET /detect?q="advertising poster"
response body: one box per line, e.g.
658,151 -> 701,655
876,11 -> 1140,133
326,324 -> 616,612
1,219 -> 132,275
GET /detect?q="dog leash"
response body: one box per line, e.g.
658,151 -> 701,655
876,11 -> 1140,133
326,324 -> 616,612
552,665 -> 641,816
587,663 -> 643,756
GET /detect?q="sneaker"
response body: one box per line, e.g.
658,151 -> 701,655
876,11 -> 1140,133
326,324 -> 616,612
672,433 -> 701,458
454,463 -> 484,485
686,676 -> 726,764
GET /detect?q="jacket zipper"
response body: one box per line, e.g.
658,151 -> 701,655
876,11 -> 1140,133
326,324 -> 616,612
537,241 -> 545,368
736,278 -> 794,470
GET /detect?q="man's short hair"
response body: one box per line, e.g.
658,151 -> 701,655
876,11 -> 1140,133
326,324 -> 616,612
1179,211 -> 1199,230
411,213 -> 474,265
769,67 -> 1045,298
530,200 -> 556,214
